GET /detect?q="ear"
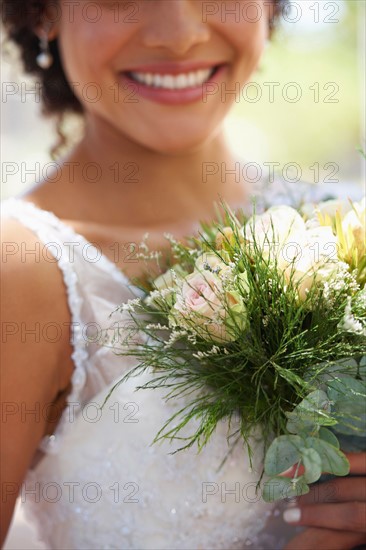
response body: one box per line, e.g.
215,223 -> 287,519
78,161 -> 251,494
265,0 -> 280,40
263,0 -> 277,20
34,2 -> 61,41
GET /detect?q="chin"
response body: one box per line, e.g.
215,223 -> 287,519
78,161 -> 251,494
123,115 -> 224,156
136,131 -> 217,156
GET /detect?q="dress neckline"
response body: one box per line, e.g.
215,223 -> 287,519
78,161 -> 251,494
3,197 -> 132,287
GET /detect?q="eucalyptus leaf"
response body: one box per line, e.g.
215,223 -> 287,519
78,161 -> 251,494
328,376 -> 366,436
318,427 -> 340,448
305,437 -> 350,476
286,390 -> 336,433
301,448 -> 322,483
332,408 -> 366,437
332,420 -> 366,437
335,397 -> 366,416
309,359 -> 360,383
264,435 -> 304,476
262,476 -> 309,503
357,356 -> 366,380
326,376 -> 366,403
285,411 -> 316,434
300,390 -> 330,412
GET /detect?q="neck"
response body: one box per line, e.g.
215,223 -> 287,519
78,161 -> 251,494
38,114 -> 250,229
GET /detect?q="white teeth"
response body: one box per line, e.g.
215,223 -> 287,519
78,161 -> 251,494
129,68 -> 214,89
145,73 -> 154,86
154,74 -> 163,87
163,75 -> 175,89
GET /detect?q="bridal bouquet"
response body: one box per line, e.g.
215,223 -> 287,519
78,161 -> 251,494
102,196 -> 366,502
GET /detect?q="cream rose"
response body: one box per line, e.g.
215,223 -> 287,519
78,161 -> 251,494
153,264 -> 187,291
149,265 -> 187,308
215,226 -> 244,251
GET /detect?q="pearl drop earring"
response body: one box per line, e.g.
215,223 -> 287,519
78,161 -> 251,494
36,31 -> 53,69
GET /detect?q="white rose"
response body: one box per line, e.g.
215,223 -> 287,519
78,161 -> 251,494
283,226 -> 340,301
318,198 -> 353,219
244,205 -> 307,269
302,199 -> 353,223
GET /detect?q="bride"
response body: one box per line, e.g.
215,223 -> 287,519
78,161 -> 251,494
1,1 -> 365,548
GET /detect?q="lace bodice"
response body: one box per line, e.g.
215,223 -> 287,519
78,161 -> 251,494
2,196 -> 309,549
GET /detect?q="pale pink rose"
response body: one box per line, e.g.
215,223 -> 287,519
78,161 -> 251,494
174,271 -> 225,326
172,270 -> 245,343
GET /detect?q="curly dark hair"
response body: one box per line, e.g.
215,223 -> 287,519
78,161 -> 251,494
1,0 -> 288,117
2,1 -> 82,118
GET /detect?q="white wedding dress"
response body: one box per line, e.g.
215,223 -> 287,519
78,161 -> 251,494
2,194 -> 317,550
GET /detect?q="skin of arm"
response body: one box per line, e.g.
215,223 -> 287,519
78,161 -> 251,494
0,218 -> 75,546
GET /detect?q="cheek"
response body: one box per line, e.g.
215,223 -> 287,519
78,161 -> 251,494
230,23 -> 267,70
212,2 -> 269,71
57,9 -> 135,91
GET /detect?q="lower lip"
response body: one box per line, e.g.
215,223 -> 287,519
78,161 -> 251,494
118,64 -> 228,105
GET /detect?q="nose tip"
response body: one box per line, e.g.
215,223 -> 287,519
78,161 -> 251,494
141,1 -> 210,56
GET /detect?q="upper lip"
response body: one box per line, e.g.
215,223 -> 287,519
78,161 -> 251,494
122,61 -> 226,75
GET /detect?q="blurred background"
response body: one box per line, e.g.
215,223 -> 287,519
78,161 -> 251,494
223,0 -> 366,193
1,0 -> 365,200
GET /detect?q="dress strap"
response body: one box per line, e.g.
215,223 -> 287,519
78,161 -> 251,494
1,197 -> 89,454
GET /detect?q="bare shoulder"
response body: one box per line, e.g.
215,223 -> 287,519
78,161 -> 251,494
0,216 -> 75,541
1,215 -> 73,346
1,215 -> 75,394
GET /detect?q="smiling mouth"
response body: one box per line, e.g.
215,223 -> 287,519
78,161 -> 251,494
123,65 -> 223,90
